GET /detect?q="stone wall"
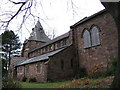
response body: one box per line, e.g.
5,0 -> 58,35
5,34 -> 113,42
21,40 -> 45,58
8,62 -> 14,80
17,61 -> 47,82
73,11 -> 118,76
28,40 -> 45,50
17,65 -> 25,81
28,36 -> 70,58
47,45 -> 79,81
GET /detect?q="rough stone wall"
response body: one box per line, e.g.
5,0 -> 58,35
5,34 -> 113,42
17,66 -> 25,81
17,62 -> 47,82
22,40 -> 45,58
73,12 -> 118,76
47,45 -> 79,81
68,30 -> 73,46
8,62 -> 14,80
22,42 -> 29,58
28,40 -> 45,50
8,59 -> 17,80
54,37 -> 69,50
28,36 -> 71,58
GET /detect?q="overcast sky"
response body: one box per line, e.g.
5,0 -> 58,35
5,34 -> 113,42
0,0 -> 105,43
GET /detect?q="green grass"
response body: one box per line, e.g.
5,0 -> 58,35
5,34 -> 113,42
20,76 -> 112,88
20,81 -> 70,88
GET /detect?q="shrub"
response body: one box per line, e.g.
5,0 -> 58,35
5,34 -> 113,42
2,80 -> 21,88
106,58 -> 118,76
29,77 -> 37,82
47,78 -> 53,82
22,77 -> 27,82
75,68 -> 86,79
88,64 -> 103,78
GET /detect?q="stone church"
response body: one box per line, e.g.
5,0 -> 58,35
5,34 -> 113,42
9,9 -> 118,82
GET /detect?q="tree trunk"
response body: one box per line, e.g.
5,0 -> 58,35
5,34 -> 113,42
8,45 -> 11,67
8,51 -> 11,67
101,1 -> 120,88
111,12 -> 120,88
111,59 -> 120,88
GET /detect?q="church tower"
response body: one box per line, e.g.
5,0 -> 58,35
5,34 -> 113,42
21,20 -> 50,58
29,20 -> 50,42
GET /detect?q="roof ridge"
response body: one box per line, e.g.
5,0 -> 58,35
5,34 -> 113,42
29,32 -> 69,53
70,9 -> 107,28
16,47 -> 68,66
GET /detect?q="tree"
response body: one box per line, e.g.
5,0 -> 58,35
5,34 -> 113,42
0,0 -> 34,29
1,30 -> 21,68
0,0 -> 77,31
101,1 -> 120,88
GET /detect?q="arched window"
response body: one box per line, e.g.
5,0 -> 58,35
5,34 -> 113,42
83,30 -> 91,48
91,26 -> 100,46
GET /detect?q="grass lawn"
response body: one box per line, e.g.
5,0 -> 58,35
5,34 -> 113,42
20,76 -> 113,88
20,81 -> 70,88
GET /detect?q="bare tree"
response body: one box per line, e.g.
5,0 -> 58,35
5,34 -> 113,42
0,0 -> 39,30
0,0 -> 77,31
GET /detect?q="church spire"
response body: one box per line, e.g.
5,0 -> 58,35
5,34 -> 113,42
36,20 -> 43,30
29,20 -> 50,42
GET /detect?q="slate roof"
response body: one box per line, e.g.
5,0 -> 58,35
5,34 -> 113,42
11,57 -> 27,67
17,47 -> 66,66
30,32 -> 69,53
70,9 -> 107,29
29,20 -> 50,42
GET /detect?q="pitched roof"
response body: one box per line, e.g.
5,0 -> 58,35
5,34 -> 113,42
51,32 -> 69,43
29,32 -> 69,53
29,20 -> 50,42
17,47 -> 66,66
11,57 -> 27,67
70,9 -> 107,29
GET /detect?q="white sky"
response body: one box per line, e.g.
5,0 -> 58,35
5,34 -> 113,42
0,0 -> 105,43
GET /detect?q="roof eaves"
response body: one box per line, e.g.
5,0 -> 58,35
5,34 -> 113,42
70,9 -> 107,29
29,32 -> 69,53
28,39 -> 47,43
16,59 -> 48,67
16,47 -> 67,66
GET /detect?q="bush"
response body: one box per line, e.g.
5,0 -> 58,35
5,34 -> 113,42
47,78 -> 53,82
88,64 -> 103,78
22,77 -> 27,82
106,58 -> 118,76
29,77 -> 37,82
75,68 -> 86,79
2,80 -> 21,88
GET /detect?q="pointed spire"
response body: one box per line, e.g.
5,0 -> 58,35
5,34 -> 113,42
29,20 -> 50,42
35,20 -> 43,29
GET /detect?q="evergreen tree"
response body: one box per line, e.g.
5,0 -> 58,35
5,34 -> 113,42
1,30 -> 21,68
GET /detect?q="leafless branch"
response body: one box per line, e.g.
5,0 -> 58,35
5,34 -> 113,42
17,1 -> 33,30
0,0 -> 78,38
70,0 -> 78,18
6,2 -> 26,27
0,0 -> 34,30
8,0 -> 27,4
